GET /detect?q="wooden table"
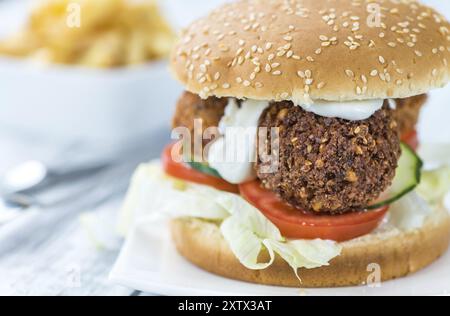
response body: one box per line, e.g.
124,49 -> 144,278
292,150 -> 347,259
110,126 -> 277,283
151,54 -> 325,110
0,128 -> 170,295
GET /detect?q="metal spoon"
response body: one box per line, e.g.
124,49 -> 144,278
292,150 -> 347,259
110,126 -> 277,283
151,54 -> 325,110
0,160 -> 109,209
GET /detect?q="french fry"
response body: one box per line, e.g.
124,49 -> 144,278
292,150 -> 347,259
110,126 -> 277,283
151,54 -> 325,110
0,0 -> 174,67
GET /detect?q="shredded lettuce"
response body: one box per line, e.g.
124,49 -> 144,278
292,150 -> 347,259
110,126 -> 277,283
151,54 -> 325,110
417,166 -> 450,205
118,163 -> 228,236
388,191 -> 433,230
119,161 -> 342,277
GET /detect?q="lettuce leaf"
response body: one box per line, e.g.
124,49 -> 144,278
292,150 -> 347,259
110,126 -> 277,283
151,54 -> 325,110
119,161 -> 342,277
118,163 -> 228,236
417,167 -> 450,205
388,191 -> 433,230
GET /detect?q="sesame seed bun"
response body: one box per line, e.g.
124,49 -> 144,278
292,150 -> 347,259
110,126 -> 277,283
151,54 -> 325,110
170,206 -> 450,288
170,0 -> 450,103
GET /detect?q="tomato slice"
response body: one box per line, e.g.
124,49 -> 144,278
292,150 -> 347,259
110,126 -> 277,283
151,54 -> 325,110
239,181 -> 389,242
401,130 -> 418,151
161,144 -> 239,194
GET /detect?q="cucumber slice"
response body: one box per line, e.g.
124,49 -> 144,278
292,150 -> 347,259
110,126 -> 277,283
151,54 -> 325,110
187,162 -> 222,178
367,142 -> 423,209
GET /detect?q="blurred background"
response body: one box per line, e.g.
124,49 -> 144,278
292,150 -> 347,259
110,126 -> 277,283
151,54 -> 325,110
0,0 -> 448,174
0,0 -> 449,295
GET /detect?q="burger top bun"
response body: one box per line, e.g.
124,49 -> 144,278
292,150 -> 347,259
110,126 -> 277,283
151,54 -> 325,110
170,0 -> 450,104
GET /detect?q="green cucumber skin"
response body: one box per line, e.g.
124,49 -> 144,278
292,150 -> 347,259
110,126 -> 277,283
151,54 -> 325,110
367,142 -> 423,210
187,162 -> 222,179
187,142 -> 422,210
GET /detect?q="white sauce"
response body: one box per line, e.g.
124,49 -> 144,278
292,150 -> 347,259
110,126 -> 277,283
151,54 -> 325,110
387,99 -> 397,110
208,99 -> 268,184
208,97 -> 388,184
298,99 -> 384,121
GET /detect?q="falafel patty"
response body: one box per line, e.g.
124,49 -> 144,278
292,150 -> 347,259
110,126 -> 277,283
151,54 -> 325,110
172,91 -> 227,146
394,94 -> 427,136
256,101 -> 401,214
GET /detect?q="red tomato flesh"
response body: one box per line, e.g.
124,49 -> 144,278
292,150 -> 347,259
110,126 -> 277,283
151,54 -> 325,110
239,181 -> 389,242
401,130 -> 418,151
161,144 -> 239,194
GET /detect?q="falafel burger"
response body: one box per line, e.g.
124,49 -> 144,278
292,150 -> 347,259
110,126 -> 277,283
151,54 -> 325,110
120,0 -> 450,287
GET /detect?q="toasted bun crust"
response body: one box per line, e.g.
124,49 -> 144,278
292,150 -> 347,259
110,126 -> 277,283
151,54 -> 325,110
170,0 -> 450,103
170,207 -> 450,288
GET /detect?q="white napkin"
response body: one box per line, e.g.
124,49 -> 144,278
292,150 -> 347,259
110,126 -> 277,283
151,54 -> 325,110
108,217 -> 306,296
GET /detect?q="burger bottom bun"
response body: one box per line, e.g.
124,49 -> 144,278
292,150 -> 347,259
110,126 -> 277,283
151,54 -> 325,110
170,207 -> 450,288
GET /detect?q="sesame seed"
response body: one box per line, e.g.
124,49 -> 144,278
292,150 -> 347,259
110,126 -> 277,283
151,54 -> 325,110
219,44 -> 229,52
378,56 -> 386,64
272,70 -> 282,76
361,75 -> 367,84
345,69 -> 355,78
317,82 -> 326,89
255,82 -> 263,88
222,83 -> 230,89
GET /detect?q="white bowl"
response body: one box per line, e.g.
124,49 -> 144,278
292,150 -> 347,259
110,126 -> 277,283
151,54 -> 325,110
0,58 -> 182,147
